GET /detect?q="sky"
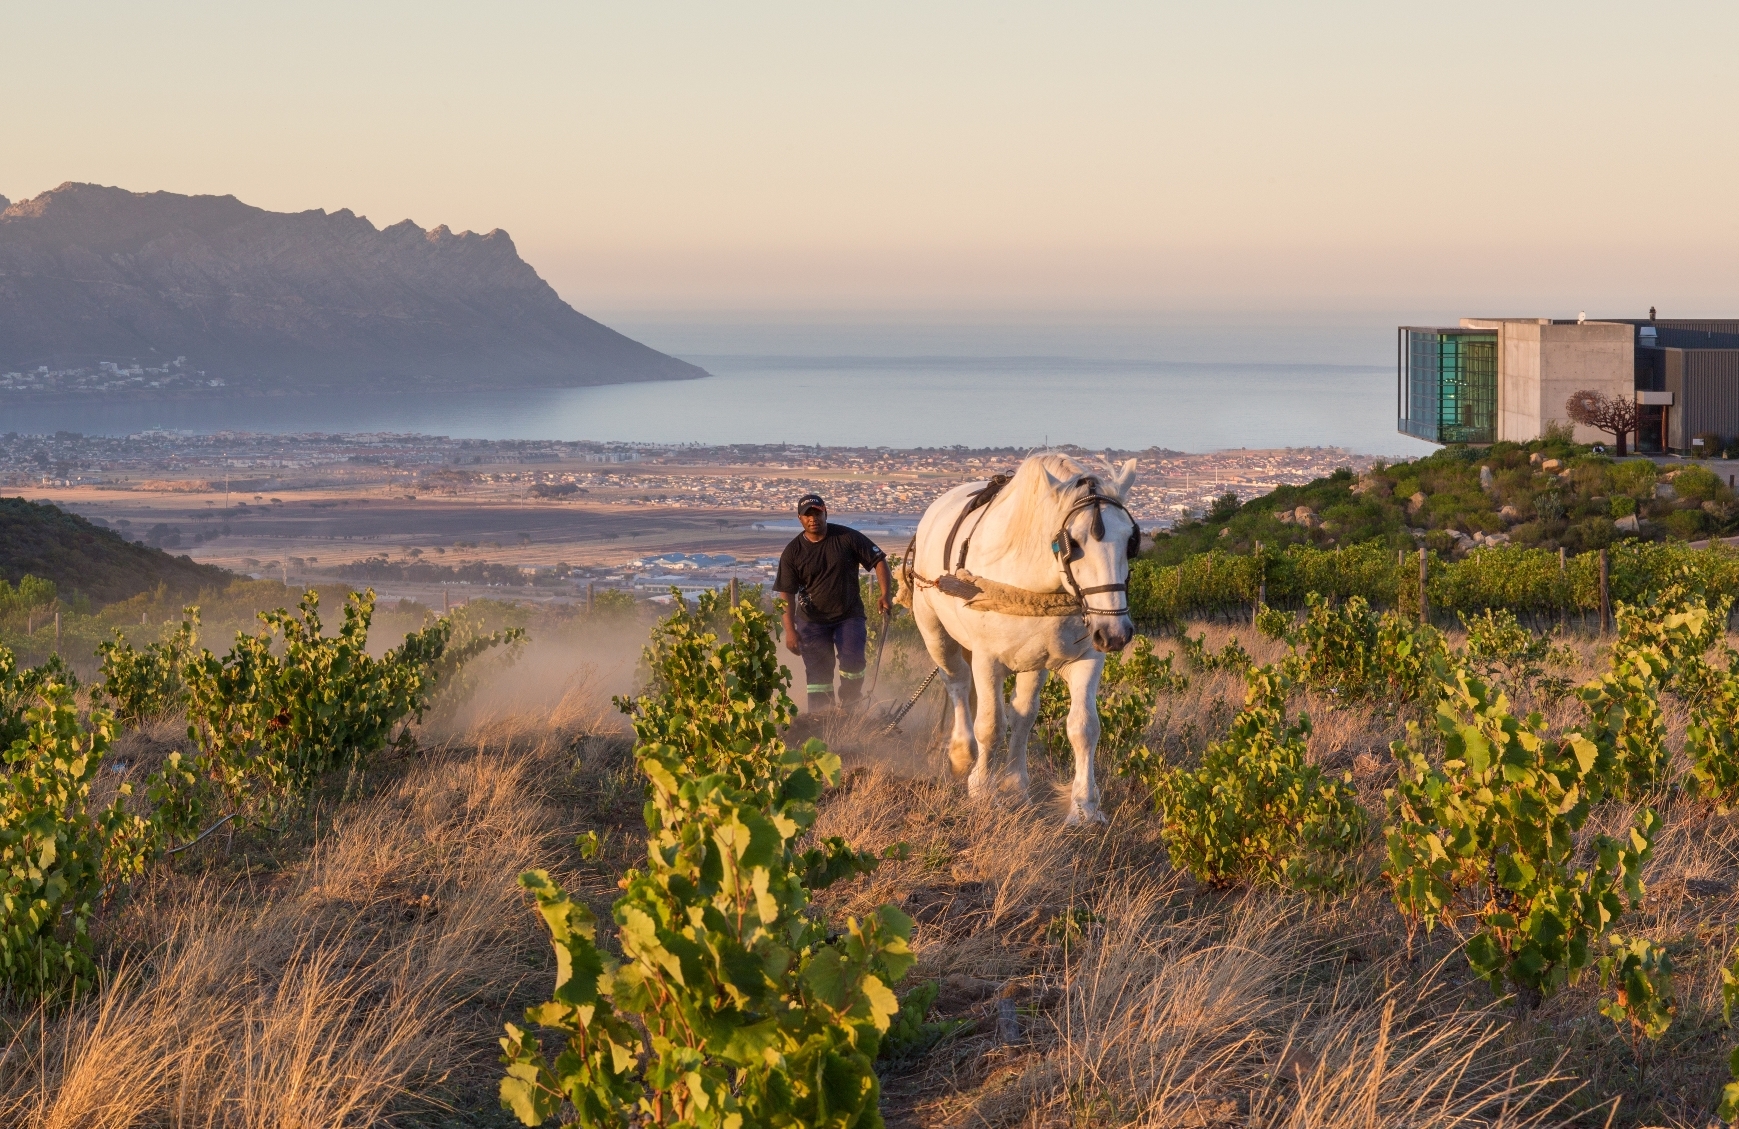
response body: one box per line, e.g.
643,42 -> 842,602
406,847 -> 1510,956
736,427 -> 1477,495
5,2 -> 1738,323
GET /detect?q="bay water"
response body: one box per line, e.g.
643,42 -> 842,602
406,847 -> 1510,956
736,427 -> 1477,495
0,314 -> 1435,457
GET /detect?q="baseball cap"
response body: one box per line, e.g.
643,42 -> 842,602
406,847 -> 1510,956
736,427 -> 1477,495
796,493 -> 826,514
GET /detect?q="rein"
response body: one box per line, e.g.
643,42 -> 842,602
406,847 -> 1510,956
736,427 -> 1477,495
905,475 -> 1137,619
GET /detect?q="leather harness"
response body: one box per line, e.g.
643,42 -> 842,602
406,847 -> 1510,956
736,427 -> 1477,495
903,474 -> 1138,618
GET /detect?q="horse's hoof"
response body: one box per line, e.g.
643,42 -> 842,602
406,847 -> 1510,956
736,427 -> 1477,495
967,770 -> 990,798
999,772 -> 1030,796
1064,803 -> 1108,827
947,741 -> 973,777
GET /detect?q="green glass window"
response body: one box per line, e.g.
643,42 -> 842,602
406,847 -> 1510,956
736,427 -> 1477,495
1398,329 -> 1496,444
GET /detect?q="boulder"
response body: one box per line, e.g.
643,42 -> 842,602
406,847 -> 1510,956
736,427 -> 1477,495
1656,482 -> 1677,500
1499,504 -> 1521,523
1540,459 -> 1562,472
1292,506 -> 1317,528
1479,466 -> 1496,493
1406,491 -> 1427,515
1615,513 -> 1641,532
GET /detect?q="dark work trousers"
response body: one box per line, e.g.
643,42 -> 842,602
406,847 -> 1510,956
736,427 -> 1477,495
795,614 -> 868,711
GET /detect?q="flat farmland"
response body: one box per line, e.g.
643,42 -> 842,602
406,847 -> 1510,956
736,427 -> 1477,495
36,487 -> 788,571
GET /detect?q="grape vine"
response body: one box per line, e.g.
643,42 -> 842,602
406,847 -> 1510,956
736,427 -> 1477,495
503,594 -> 911,1129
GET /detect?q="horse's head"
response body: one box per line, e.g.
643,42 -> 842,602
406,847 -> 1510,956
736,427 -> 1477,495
1051,457 -> 1139,653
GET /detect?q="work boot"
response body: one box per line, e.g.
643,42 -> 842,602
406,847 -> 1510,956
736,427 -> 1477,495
837,670 -> 866,712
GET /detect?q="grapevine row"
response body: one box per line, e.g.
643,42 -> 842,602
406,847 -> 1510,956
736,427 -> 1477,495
0,589 -> 518,1001
501,590 -> 912,1129
1130,539 -> 1739,625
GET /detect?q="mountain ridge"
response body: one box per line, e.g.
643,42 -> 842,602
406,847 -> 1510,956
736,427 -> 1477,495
0,182 -> 707,393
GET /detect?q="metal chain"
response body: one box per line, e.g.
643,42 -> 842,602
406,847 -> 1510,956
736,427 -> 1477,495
880,665 -> 941,736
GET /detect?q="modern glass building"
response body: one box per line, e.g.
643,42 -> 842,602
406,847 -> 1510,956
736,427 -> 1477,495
1397,327 -> 1498,444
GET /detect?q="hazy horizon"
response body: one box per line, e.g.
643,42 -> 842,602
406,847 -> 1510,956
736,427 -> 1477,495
7,2 -> 1738,322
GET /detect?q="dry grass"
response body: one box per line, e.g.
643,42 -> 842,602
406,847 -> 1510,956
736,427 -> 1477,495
0,684 -> 637,1128
6,621 -> 1739,1126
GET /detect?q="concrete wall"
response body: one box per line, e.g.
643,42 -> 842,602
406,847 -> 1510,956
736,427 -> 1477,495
1464,318 -> 1633,443
1539,322 -> 1634,444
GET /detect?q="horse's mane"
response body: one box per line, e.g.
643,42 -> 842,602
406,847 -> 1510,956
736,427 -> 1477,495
971,452 -> 1100,578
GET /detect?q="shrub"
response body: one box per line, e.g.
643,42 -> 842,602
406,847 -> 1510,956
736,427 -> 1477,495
593,588 -> 636,615
183,589 -> 462,818
1663,508 -> 1706,539
1598,934 -> 1675,1055
0,686 -> 155,1001
1263,593 -> 1445,704
1579,597 -> 1710,795
1385,661 -> 1657,1000
615,590 -> 796,791
1177,631 -> 1252,675
503,600 -> 910,1128
1150,662 -> 1366,891
96,609 -> 201,726
1459,608 -> 1571,695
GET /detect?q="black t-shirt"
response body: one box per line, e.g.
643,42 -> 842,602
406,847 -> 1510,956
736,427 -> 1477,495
775,524 -> 886,625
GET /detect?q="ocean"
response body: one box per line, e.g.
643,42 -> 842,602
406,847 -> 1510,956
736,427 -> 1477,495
0,315 -> 1435,457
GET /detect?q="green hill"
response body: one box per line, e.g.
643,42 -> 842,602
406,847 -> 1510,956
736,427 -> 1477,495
1148,431 -> 1739,564
0,496 -> 231,605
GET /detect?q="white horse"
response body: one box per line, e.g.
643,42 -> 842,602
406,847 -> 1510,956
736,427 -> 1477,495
906,453 -> 1138,825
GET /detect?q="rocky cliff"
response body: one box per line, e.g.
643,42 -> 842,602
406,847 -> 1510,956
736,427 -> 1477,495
0,183 -> 706,392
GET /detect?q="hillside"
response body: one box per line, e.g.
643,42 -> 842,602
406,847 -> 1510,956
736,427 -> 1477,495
0,496 -> 230,604
0,183 -> 708,393
1149,431 -> 1739,564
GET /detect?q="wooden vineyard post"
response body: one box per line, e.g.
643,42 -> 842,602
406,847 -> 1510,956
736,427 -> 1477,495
443,589 -> 450,615
1254,541 -> 1264,620
1599,548 -> 1611,635
1418,547 -> 1429,625
729,576 -> 739,608
54,611 -> 60,656
586,582 -> 595,614
1565,546 -> 1579,633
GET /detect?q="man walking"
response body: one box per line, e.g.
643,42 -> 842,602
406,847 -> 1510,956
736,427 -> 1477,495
775,492 -> 892,712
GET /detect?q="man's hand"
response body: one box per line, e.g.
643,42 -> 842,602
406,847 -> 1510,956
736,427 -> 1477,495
874,559 -> 894,615
785,626 -> 801,652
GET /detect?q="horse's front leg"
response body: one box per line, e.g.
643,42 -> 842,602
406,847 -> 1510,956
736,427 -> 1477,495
916,594 -> 975,776
1061,656 -> 1107,825
1004,669 -> 1045,797
967,651 -> 1007,799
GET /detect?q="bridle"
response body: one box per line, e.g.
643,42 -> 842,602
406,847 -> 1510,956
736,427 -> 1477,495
1051,478 -> 1138,617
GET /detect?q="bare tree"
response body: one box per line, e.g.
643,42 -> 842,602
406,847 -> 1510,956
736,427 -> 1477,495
1565,389 -> 1638,456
